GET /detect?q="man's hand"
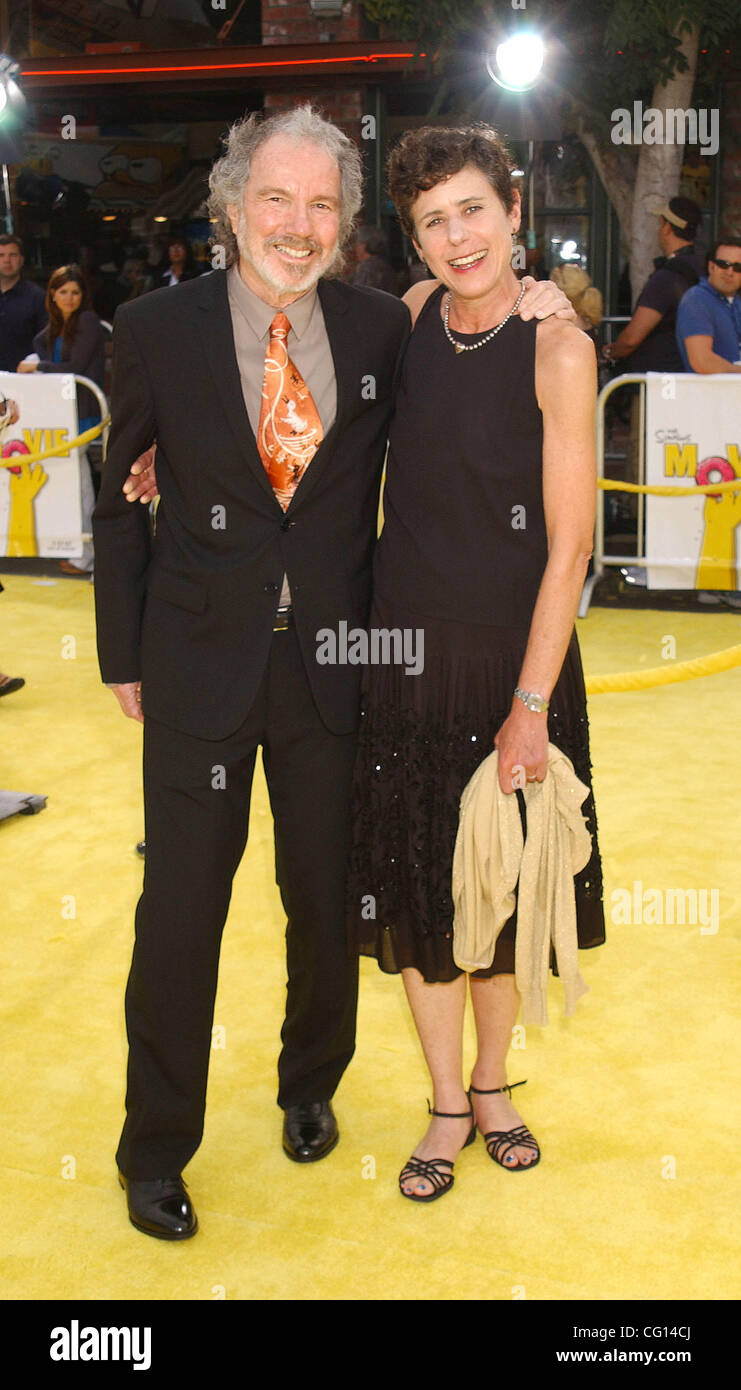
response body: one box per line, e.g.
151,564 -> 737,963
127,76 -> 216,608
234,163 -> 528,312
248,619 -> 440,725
518,275 -> 576,323
109,681 -> 144,723
122,445 -> 158,504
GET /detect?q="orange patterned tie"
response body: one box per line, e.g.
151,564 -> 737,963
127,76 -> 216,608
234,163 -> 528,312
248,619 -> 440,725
256,312 -> 323,510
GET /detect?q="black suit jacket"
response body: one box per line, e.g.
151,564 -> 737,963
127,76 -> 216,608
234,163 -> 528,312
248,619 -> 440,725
92,268 -> 410,740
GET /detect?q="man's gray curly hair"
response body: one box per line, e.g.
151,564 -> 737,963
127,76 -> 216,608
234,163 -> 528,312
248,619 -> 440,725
207,104 -> 364,275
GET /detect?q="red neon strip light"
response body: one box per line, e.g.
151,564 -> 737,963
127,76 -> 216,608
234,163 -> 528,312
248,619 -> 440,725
22,52 -> 426,78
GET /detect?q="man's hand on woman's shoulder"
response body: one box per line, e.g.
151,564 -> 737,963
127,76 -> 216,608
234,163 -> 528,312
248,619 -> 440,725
517,274 -> 576,322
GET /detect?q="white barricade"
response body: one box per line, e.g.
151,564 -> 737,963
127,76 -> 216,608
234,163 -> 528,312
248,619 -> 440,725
581,372 -> 741,614
0,372 -> 108,559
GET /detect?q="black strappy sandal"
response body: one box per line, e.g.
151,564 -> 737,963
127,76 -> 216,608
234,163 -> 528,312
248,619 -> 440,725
399,1100 -> 477,1203
468,1081 -> 540,1172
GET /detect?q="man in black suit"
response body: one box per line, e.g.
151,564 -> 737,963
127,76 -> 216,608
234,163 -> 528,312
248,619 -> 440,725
95,104 -> 570,1240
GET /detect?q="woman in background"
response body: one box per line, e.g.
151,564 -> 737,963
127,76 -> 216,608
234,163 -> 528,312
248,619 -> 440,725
18,264 -> 105,576
158,236 -> 201,287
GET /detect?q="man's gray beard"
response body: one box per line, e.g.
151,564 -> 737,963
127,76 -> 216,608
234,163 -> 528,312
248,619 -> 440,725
235,222 -> 342,294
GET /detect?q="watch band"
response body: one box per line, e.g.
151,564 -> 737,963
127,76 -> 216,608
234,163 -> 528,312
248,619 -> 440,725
514,686 -> 549,713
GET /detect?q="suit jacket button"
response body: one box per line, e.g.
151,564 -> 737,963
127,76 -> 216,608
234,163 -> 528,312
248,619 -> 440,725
264,581 -> 278,593
280,518 -> 292,532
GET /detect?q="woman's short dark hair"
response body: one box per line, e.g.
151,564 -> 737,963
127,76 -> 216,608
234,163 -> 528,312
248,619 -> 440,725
387,125 -> 516,240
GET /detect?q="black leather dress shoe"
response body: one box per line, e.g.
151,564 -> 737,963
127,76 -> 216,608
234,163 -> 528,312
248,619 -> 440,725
282,1101 -> 339,1163
118,1173 -> 197,1240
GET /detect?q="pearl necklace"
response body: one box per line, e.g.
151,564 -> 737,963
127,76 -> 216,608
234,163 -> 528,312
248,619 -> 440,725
443,284 -> 526,354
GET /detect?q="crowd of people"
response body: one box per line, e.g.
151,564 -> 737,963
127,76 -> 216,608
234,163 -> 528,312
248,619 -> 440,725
601,196 -> 741,376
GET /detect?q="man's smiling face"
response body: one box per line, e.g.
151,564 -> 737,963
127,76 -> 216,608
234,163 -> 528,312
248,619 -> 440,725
227,133 -> 342,306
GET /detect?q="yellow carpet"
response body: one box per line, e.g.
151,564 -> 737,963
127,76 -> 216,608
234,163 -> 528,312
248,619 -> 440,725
1,574 -> 739,1301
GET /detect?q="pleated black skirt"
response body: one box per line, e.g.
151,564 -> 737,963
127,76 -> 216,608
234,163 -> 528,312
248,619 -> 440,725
347,593 -> 605,983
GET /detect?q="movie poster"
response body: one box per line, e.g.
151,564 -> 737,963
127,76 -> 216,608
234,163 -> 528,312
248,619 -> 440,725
0,372 -> 83,559
645,372 -> 741,590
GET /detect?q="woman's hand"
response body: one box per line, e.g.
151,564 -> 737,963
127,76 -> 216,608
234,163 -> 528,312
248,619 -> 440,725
518,275 -> 576,322
494,703 -> 548,795
16,361 -> 38,373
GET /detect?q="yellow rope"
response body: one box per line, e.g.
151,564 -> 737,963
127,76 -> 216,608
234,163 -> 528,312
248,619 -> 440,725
2,434 -> 734,490
598,477 -> 741,496
586,644 -> 741,694
2,421 -> 737,695
0,418 -> 109,468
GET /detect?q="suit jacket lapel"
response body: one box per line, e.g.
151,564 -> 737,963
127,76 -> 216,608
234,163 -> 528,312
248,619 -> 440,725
196,269 -> 279,508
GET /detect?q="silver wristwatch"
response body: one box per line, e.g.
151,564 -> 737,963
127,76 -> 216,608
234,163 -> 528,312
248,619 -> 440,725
514,686 -> 549,713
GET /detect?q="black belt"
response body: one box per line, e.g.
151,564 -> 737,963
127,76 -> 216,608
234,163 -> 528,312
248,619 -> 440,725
273,605 -> 293,631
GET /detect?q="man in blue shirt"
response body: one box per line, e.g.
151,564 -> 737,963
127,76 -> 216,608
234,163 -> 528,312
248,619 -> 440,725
676,235 -> 741,373
0,235 -> 47,372
675,234 -> 741,609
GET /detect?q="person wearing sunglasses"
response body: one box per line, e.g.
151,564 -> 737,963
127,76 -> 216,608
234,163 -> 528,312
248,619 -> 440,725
675,234 -> 741,611
676,235 -> 741,374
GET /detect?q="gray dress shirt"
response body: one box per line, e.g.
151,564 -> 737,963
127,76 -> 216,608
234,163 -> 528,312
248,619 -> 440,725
226,264 -> 337,608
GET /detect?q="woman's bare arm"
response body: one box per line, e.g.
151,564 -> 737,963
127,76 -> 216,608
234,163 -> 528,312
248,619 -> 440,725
494,320 -> 597,791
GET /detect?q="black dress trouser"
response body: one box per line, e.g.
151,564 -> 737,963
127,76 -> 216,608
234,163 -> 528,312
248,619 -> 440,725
116,623 -> 359,1180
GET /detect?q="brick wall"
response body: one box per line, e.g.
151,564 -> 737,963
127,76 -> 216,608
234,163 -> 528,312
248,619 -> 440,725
262,0 -> 364,46
261,2 -> 368,146
263,85 -> 366,149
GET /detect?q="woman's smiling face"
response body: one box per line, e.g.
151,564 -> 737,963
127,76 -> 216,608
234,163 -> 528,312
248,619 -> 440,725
410,165 -> 520,297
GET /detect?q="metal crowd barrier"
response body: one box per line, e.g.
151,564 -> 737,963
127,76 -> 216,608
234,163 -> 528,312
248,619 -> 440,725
580,372 -> 647,617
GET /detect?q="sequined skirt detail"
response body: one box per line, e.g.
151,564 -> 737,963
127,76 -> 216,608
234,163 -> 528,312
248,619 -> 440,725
347,594 -> 605,982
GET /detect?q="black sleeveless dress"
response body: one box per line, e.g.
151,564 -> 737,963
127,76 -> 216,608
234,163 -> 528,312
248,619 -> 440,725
346,285 -> 605,983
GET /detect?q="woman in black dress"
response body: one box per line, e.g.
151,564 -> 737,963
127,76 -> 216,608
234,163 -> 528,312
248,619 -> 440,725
347,125 -> 605,1200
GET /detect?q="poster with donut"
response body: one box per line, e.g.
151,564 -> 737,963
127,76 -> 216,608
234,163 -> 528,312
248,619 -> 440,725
645,372 -> 741,590
0,372 -> 82,559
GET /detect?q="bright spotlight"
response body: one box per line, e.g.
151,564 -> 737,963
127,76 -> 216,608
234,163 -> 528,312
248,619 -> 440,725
486,32 -> 545,93
0,55 -> 27,164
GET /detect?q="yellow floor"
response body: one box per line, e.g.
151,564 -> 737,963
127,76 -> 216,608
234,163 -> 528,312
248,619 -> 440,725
1,573 -> 739,1301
